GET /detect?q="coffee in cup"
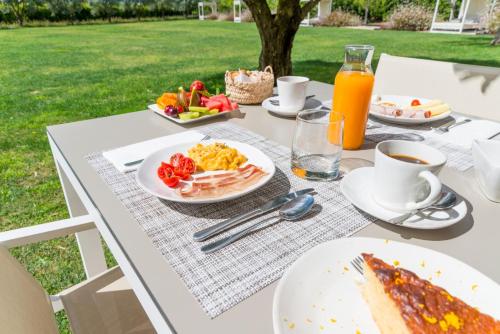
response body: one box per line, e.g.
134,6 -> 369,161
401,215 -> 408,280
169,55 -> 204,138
373,140 -> 447,212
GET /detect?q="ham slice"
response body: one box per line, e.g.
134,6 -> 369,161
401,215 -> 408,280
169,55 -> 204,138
371,103 -> 403,117
372,103 -> 431,118
400,108 -> 432,119
178,164 -> 267,198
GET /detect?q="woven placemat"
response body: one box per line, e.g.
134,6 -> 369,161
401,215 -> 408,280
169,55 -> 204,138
86,122 -> 374,318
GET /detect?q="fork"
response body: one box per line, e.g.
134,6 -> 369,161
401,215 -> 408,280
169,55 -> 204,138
350,255 -> 364,275
432,119 -> 471,133
123,134 -> 211,167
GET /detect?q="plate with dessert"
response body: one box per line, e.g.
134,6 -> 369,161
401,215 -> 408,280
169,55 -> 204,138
136,139 -> 275,204
273,237 -> 500,334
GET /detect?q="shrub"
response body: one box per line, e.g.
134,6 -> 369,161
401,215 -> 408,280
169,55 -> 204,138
205,12 -> 219,20
317,9 -> 361,27
389,4 -> 433,31
218,11 -> 233,21
485,5 -> 499,34
241,9 -> 254,22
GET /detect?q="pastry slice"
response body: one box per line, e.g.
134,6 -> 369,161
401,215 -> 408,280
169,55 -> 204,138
361,253 -> 500,334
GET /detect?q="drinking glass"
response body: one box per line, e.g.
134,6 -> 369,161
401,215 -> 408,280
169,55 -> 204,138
291,110 -> 343,181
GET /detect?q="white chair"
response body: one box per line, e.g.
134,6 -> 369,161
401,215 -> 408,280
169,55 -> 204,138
0,216 -> 155,334
233,0 -> 242,23
430,0 -> 494,33
198,1 -> 217,20
374,53 -> 500,121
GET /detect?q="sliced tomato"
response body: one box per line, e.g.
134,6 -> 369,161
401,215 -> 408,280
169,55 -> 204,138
158,162 -> 174,179
157,162 -> 180,188
181,157 -> 196,174
157,166 -> 166,179
162,175 -> 179,187
175,172 -> 191,180
170,153 -> 185,169
411,99 -> 421,106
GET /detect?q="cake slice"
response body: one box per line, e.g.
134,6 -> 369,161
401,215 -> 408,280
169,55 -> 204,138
361,253 -> 500,334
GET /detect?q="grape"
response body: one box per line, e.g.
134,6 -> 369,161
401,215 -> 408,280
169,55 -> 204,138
164,105 -> 178,117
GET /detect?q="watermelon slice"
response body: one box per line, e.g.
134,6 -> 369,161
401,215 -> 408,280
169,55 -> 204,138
205,100 -> 223,111
200,95 -> 210,107
209,94 -> 232,112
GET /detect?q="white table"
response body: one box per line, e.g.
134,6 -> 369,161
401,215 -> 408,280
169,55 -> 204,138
47,81 -> 500,333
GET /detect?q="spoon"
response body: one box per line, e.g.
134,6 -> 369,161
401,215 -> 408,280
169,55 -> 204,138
201,194 -> 315,254
389,191 -> 457,225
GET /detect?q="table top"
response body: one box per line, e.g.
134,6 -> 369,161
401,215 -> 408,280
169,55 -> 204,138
47,81 -> 500,334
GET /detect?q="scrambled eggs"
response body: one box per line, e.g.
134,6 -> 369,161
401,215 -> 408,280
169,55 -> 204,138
188,142 -> 247,171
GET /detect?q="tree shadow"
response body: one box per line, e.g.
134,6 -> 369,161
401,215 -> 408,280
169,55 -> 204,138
452,62 -> 500,94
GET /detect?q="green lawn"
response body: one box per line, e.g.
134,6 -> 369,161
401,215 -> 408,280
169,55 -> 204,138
0,20 -> 498,333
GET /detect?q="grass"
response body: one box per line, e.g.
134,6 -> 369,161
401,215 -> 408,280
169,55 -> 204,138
0,20 -> 498,333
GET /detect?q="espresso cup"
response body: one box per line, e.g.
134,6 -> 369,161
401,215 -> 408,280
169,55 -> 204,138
373,140 -> 447,212
277,76 -> 309,112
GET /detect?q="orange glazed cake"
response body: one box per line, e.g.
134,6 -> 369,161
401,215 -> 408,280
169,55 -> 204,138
361,253 -> 500,334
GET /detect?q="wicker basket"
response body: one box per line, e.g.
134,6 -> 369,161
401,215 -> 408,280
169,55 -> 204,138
225,66 -> 274,105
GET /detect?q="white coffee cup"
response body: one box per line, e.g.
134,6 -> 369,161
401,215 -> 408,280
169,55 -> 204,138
277,76 -> 309,112
373,140 -> 446,212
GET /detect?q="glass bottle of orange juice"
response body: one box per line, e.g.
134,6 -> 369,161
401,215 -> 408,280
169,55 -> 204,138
331,45 -> 375,150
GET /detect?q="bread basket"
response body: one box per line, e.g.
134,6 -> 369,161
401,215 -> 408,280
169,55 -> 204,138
225,66 -> 274,105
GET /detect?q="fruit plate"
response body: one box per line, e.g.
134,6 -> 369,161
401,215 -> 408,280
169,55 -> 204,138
136,139 -> 275,204
273,237 -> 500,334
148,104 -> 236,124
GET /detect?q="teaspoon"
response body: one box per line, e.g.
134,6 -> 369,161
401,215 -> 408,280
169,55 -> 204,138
201,194 -> 315,254
389,191 -> 457,225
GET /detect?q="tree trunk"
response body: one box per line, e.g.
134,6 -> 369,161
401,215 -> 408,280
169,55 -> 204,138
244,0 -> 320,77
257,21 -> 300,77
492,28 -> 500,46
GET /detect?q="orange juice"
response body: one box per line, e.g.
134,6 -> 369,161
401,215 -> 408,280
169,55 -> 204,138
332,70 -> 374,150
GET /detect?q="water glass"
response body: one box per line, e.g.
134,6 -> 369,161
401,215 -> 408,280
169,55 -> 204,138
291,110 -> 343,181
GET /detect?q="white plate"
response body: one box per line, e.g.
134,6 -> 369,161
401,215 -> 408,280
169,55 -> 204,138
321,96 -> 452,125
149,104 -> 236,124
273,237 -> 500,334
136,139 -> 275,204
340,167 -> 466,229
370,95 -> 452,124
262,97 -> 320,117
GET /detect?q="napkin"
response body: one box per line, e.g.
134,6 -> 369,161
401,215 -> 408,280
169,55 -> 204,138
430,119 -> 500,149
103,130 -> 204,173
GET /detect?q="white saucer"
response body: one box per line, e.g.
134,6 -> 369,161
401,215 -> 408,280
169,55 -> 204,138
340,167 -> 467,229
262,97 -> 319,117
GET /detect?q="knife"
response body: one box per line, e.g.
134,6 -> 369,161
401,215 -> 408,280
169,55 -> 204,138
192,188 -> 315,242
